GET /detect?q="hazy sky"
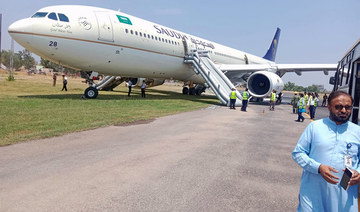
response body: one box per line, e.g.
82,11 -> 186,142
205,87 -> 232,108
1,0 -> 360,90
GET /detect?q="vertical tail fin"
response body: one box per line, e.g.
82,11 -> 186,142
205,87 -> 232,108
263,28 -> 281,62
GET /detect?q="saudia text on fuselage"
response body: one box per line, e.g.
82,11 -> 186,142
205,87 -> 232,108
153,25 -> 215,49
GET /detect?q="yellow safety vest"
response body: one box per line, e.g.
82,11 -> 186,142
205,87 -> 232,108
304,95 -> 309,103
271,93 -> 276,101
298,97 -> 306,109
230,91 -> 237,99
242,91 -> 249,100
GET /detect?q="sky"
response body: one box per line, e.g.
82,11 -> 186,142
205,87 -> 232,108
1,0 -> 360,90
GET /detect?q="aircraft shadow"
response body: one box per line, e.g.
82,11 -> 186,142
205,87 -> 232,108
18,88 -> 219,105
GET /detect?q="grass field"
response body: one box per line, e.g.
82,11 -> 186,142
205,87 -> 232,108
0,70 -> 219,146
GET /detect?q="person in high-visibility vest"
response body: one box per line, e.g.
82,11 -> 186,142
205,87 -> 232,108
229,88 -> 237,109
308,93 -> 319,120
295,93 -> 305,122
304,92 -> 309,113
241,88 -> 249,112
269,90 -> 277,111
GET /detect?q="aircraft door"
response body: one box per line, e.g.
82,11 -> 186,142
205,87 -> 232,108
95,12 -> 114,42
351,61 -> 360,124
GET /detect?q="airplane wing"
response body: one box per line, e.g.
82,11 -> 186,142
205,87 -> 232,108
218,63 -> 338,76
216,63 -> 338,97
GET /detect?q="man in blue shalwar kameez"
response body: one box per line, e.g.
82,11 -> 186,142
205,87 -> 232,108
292,91 -> 360,212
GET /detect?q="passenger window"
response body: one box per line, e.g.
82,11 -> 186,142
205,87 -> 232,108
48,12 -> 58,21
135,31 -> 138,36
32,12 -> 48,18
125,29 -> 128,33
58,13 -> 69,22
130,30 -> 133,34
139,32 -> 142,37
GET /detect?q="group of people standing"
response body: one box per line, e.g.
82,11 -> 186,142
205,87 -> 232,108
291,92 -> 324,122
127,79 -> 147,98
229,88 -> 249,112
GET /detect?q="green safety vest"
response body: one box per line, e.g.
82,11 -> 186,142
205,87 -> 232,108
230,91 -> 237,99
314,98 -> 318,107
304,95 -> 309,103
271,93 -> 276,101
242,91 -> 249,100
298,97 -> 306,109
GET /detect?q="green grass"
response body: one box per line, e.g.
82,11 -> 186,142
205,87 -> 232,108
0,72 -> 219,146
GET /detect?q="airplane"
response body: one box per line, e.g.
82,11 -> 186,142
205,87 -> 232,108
8,5 -> 337,104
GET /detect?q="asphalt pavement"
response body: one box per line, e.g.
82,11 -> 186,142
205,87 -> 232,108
0,102 -> 324,211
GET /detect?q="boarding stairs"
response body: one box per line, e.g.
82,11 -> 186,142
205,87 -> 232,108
184,50 -> 242,106
95,75 -> 124,91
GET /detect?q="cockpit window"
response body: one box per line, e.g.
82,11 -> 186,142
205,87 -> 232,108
32,12 -> 48,18
48,12 -> 58,21
58,13 -> 69,22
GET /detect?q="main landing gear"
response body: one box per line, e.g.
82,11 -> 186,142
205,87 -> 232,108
84,87 -> 98,99
182,84 -> 206,96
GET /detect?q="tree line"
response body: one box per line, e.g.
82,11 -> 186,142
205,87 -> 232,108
283,81 -> 322,93
1,49 -> 77,74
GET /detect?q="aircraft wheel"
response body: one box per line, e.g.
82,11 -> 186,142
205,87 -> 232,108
182,87 -> 189,95
195,89 -> 202,96
85,87 -> 98,99
189,87 -> 195,95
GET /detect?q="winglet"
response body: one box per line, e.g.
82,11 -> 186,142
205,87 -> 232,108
263,28 -> 281,62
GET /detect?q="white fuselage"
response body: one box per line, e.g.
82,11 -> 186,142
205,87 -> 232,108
8,5 -> 273,84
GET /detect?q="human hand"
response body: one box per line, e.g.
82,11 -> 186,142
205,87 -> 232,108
319,164 -> 339,184
348,170 -> 360,186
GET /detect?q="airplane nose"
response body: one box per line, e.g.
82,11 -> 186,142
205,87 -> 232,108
8,19 -> 34,49
8,19 -> 32,34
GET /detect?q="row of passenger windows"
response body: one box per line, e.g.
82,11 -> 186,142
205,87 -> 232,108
124,28 -> 181,46
32,12 -> 69,22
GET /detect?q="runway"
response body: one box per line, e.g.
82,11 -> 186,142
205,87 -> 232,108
0,103 -> 327,211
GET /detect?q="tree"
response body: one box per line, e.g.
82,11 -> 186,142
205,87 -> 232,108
18,49 -> 36,70
284,82 -> 296,91
40,58 -> 78,74
1,50 -> 22,71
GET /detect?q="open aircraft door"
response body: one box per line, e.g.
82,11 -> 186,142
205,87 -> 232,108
95,12 -> 114,42
351,61 -> 360,124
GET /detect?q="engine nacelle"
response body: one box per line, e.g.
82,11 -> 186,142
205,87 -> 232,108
128,78 -> 165,87
247,71 -> 284,98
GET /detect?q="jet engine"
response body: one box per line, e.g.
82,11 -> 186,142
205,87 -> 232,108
128,78 -> 165,87
247,71 -> 284,98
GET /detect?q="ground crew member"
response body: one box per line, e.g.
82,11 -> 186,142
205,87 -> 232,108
322,93 -> 328,107
241,88 -> 249,112
61,75 -> 67,91
141,80 -> 146,98
52,73 -> 57,86
304,92 -> 309,113
308,93 -> 319,120
295,93 -> 305,122
229,88 -> 237,110
127,79 -> 132,97
269,90 -> 277,111
291,92 -> 299,113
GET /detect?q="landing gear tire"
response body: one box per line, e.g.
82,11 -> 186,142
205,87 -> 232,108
85,87 -> 98,99
195,89 -> 201,95
182,87 -> 189,95
189,87 -> 195,95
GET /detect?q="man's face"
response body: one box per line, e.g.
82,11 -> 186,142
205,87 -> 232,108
328,95 -> 352,124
